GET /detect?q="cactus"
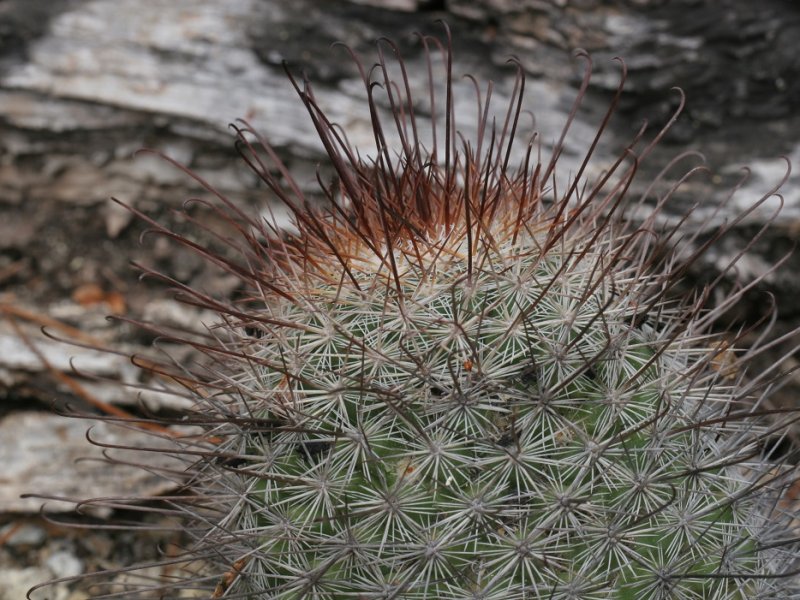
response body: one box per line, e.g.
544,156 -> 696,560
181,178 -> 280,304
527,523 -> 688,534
45,30 -> 800,599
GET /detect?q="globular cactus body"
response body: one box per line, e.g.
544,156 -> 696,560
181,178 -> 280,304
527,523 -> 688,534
242,221 -> 765,599
52,30 -> 800,600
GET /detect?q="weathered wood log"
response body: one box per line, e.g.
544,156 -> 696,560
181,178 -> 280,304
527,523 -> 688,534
1,0 -> 798,515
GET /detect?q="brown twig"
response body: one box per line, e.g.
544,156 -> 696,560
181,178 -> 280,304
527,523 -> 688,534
0,302 -> 106,347
0,521 -> 23,547
4,312 -> 176,436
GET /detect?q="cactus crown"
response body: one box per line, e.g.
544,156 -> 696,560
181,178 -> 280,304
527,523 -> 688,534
38,27 -> 800,600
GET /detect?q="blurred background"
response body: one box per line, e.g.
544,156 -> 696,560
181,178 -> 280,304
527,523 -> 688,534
1,1 -> 799,598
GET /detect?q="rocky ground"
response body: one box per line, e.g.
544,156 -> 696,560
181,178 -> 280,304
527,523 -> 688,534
1,1 -> 800,598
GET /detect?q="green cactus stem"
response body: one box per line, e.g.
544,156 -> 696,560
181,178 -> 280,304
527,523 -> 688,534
39,27 -> 800,600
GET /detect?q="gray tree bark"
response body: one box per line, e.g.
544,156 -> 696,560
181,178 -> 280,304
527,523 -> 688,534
1,0 -> 799,594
